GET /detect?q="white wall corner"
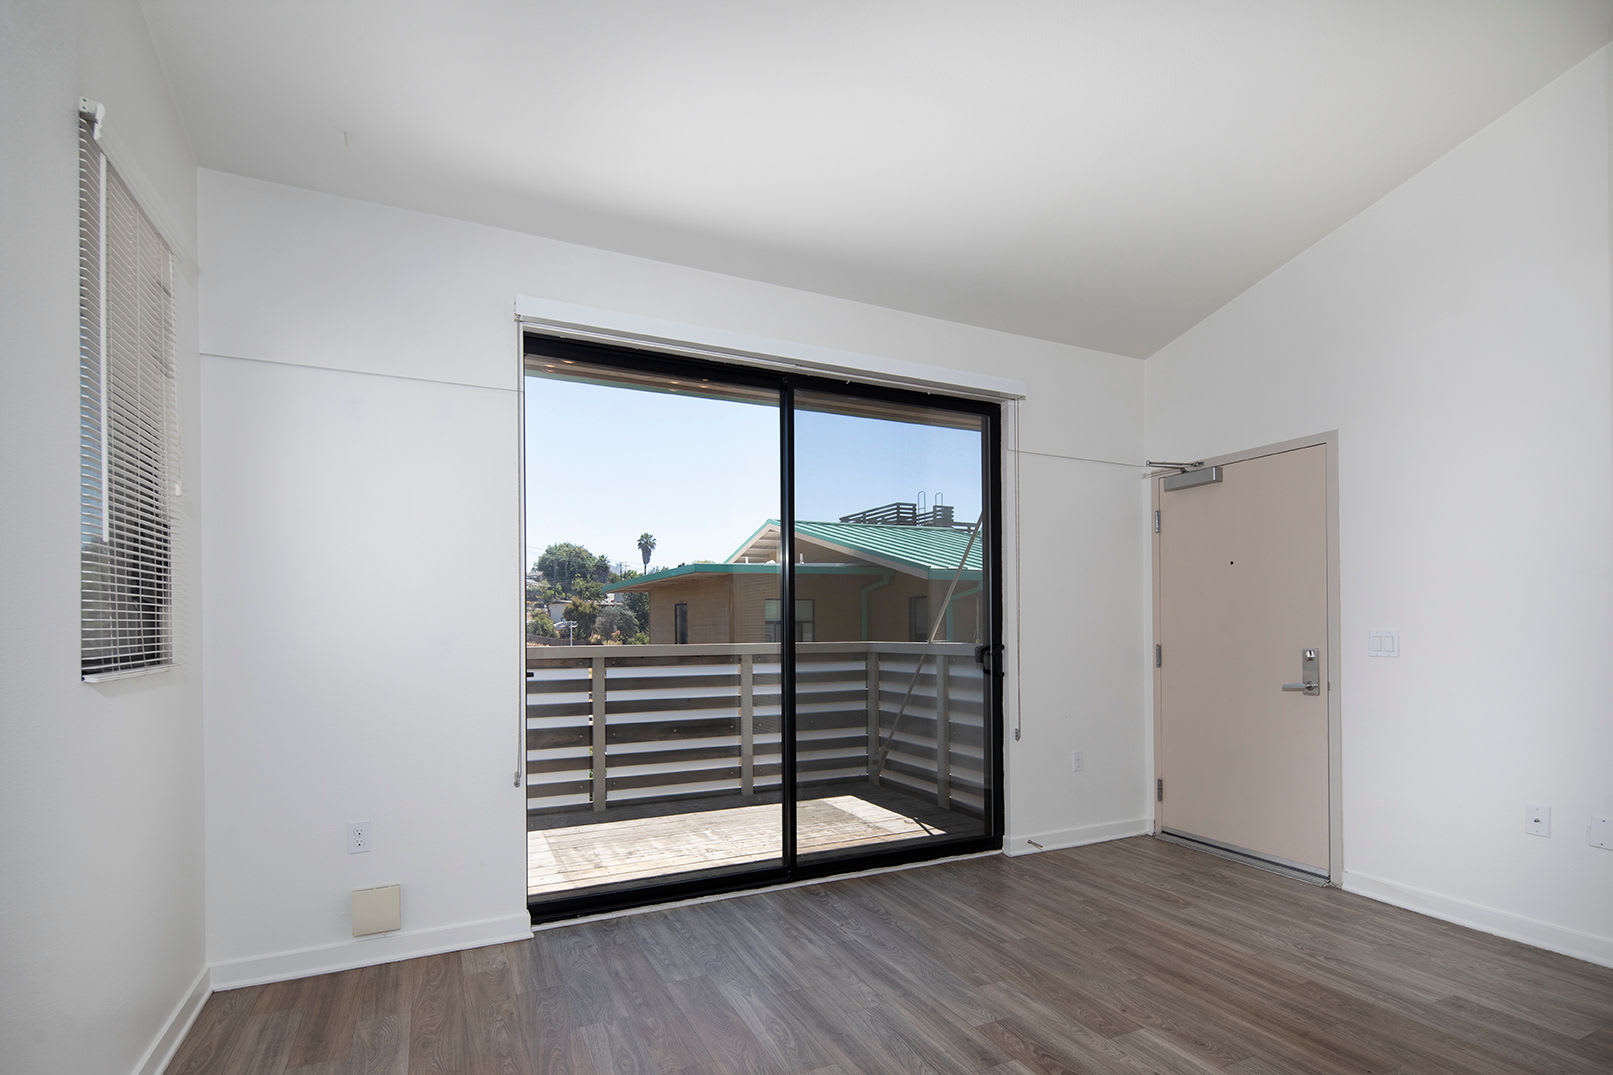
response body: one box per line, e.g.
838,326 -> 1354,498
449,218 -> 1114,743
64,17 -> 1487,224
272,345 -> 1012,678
1004,818 -> 1152,857
1342,870 -> 1613,970
208,913 -> 534,991
130,965 -> 211,1075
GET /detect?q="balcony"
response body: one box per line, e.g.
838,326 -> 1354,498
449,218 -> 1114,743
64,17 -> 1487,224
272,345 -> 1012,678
526,641 -> 987,898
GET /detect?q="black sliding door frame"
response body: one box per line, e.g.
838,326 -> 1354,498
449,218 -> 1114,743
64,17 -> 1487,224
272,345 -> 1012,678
522,332 -> 1004,924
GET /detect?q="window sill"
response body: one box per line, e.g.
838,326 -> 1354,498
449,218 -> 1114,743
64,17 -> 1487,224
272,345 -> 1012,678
83,663 -> 176,685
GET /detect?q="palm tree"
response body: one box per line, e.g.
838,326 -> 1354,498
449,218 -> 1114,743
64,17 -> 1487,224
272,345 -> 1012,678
637,532 -> 656,572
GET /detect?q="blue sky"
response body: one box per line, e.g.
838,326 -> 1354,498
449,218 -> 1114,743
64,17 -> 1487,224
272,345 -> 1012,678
524,375 -> 983,572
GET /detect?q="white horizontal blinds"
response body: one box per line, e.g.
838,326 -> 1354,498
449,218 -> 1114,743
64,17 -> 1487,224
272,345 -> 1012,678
78,122 -> 106,561
79,115 -> 176,678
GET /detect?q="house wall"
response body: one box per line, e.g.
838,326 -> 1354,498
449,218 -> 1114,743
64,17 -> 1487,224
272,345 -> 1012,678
790,537 -> 982,642
633,566 -> 978,646
0,1 -> 207,1072
793,572 -> 884,641
197,167 -> 1148,981
1145,48 -> 1613,965
731,571 -> 782,641
643,576 -> 735,644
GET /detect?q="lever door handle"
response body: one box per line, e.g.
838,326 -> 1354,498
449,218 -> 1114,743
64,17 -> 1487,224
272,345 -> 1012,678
1283,648 -> 1321,695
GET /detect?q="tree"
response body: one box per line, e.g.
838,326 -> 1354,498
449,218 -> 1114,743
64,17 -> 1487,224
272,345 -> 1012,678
536,543 -> 598,594
565,598 -> 599,640
526,607 -> 557,638
595,603 -> 643,643
637,532 -> 656,572
609,570 -> 651,634
624,590 -> 649,629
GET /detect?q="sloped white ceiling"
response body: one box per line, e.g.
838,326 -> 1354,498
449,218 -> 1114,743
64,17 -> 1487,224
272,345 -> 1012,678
142,1 -> 1613,357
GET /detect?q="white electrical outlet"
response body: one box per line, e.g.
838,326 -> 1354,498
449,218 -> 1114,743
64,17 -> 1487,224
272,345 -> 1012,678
1524,805 -> 1550,838
348,821 -> 372,854
1590,815 -> 1611,850
1071,751 -> 1083,773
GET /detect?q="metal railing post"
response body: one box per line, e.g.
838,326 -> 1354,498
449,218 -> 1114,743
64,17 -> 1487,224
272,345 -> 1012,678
935,657 -> 951,807
866,649 -> 881,783
591,654 -> 607,812
740,652 -> 755,797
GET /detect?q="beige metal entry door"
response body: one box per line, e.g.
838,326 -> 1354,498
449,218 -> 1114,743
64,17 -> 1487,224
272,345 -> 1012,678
1156,444 -> 1329,875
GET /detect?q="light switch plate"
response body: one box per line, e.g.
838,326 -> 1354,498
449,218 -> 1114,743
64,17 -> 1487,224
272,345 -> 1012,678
1591,815 -> 1611,850
353,884 -> 401,936
1368,630 -> 1400,657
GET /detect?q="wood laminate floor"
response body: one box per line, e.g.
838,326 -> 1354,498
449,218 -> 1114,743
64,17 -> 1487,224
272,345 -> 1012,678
170,837 -> 1613,1073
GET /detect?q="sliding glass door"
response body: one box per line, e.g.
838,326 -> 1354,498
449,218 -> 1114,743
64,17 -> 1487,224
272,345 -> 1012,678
791,390 -> 995,867
522,347 -> 784,914
523,334 -> 1001,920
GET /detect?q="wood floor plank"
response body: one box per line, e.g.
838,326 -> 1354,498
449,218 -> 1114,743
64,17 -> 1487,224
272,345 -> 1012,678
978,1012 -> 1153,1075
599,928 -> 708,1071
463,947 -> 538,1074
284,968 -> 362,1068
347,1013 -> 409,1075
1109,1026 -> 1227,1075
523,1015 -> 596,1075
218,1010 -> 301,1075
166,988 -> 258,1075
354,959 -> 405,1023
167,836 -> 1613,1074
716,980 -> 841,1073
787,978 -> 937,1073
405,951 -> 472,1075
667,973 -> 782,1072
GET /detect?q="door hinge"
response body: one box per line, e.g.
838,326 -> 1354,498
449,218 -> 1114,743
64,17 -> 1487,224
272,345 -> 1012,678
1153,510 -> 1160,534
1156,778 -> 1164,802
1154,643 -> 1162,668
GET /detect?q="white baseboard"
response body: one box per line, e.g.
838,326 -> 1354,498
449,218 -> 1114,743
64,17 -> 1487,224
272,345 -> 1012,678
209,913 -> 534,991
1342,870 -> 1613,970
132,964 -> 210,1075
1004,817 -> 1151,857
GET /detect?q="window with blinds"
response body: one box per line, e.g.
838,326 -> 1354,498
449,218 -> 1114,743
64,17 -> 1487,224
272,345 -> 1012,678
78,113 -> 178,679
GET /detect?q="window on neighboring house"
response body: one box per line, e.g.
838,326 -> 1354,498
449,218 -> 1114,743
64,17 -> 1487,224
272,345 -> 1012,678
673,602 -> 689,645
78,111 -> 178,679
909,595 -> 930,642
763,598 -> 815,642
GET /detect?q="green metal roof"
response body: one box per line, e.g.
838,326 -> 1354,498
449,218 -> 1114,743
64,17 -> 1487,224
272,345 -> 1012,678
604,560 -> 886,593
718,519 -> 981,579
794,520 -> 982,577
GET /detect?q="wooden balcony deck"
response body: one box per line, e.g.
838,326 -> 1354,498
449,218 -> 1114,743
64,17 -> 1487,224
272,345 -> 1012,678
527,783 -> 975,898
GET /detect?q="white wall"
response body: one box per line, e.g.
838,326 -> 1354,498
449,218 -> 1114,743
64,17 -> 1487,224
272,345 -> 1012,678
197,169 -> 1147,981
0,2 -> 207,1072
1146,48 -> 1613,964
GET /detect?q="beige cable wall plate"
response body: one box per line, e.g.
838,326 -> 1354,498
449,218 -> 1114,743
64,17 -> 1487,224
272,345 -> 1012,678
352,884 -> 401,936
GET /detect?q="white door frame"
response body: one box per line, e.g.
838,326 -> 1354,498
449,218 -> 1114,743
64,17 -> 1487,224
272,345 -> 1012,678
1150,431 -> 1343,884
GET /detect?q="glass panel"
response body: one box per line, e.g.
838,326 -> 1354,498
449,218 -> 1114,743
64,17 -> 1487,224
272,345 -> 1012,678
523,348 -> 783,904
790,389 -> 993,865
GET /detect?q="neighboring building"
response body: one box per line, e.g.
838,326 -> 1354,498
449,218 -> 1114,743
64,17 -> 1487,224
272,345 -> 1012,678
605,505 -> 984,645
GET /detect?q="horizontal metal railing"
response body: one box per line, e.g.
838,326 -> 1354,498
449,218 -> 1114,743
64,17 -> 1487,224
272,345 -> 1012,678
525,641 -> 984,817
